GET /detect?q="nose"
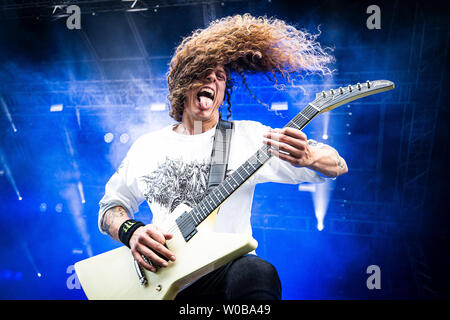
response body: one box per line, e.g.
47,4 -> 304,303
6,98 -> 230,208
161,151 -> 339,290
206,71 -> 217,83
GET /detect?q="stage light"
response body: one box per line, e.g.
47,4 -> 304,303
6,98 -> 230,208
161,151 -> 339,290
150,102 -> 166,111
120,133 -> 130,144
317,221 -> 324,231
1,97 -> 18,133
298,183 -> 316,193
77,181 -> 86,204
62,184 -> 93,257
52,5 -> 64,14
18,196 -> 22,201
104,132 -> 114,143
270,102 -> 288,111
322,108 -> 330,141
37,273 -> 42,278
312,180 -> 334,232
127,8 -> 148,12
50,104 -> 63,112
55,203 -> 63,213
39,203 -> 47,212
0,147 -> 22,202
121,0 -> 138,9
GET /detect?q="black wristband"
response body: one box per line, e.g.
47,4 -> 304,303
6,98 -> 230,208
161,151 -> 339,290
118,219 -> 145,248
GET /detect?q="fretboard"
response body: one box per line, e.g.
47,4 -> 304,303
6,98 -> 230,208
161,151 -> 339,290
189,103 -> 320,226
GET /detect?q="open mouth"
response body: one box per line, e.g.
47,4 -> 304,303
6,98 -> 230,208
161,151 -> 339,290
196,87 -> 215,109
197,87 -> 215,100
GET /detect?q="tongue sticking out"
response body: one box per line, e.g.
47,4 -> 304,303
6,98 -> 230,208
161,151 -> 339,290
199,96 -> 213,110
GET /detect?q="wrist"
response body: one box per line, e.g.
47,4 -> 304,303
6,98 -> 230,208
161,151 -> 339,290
118,219 -> 146,248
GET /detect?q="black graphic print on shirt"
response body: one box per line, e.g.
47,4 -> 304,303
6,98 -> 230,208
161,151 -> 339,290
139,157 -> 210,214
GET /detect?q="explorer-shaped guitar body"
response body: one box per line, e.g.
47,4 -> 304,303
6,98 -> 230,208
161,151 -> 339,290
74,203 -> 258,300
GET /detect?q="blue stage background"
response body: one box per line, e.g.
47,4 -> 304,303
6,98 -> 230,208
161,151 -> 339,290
0,0 -> 449,299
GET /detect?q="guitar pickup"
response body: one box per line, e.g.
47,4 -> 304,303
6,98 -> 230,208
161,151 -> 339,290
176,211 -> 198,242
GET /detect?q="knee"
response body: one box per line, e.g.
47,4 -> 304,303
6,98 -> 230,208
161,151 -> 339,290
243,256 -> 279,282
228,255 -> 281,299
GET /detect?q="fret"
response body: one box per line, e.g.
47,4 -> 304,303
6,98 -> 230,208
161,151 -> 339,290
210,190 -> 221,203
216,185 -> 226,198
190,209 -> 201,224
221,181 -> 232,196
308,103 -> 320,112
224,179 -> 235,193
236,167 -> 247,180
299,113 -> 309,121
192,208 -> 204,224
289,121 -> 300,129
229,174 -> 239,187
203,197 -> 214,212
248,155 -> 261,167
234,169 -> 245,181
212,189 -> 223,202
199,203 -> 208,216
244,160 -> 255,171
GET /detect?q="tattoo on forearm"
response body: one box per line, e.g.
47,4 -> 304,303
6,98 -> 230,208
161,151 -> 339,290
307,140 -> 326,148
334,150 -> 347,169
101,206 -> 127,235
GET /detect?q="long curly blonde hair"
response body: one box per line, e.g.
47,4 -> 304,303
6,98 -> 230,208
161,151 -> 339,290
167,14 -> 334,121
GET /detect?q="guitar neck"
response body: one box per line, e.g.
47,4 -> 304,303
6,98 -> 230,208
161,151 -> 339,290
190,103 -> 320,226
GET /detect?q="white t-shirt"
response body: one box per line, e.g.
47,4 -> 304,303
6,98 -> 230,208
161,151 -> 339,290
98,120 -> 326,237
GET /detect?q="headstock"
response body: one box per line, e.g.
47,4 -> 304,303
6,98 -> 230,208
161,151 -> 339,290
312,80 -> 395,113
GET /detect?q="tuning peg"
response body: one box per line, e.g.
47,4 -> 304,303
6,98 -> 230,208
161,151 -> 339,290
322,91 -> 326,98
357,83 -> 361,90
366,80 -> 371,88
330,89 -> 335,95
339,87 -> 344,94
348,85 -> 352,92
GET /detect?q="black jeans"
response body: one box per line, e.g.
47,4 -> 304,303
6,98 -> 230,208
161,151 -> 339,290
174,255 -> 282,300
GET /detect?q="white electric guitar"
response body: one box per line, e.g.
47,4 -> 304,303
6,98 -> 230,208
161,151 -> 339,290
75,80 -> 394,300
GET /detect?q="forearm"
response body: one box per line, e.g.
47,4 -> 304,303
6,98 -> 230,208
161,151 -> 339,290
100,206 -> 131,241
307,144 -> 348,178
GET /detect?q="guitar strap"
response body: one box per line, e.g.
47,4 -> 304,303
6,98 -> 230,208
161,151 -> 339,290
207,118 -> 234,195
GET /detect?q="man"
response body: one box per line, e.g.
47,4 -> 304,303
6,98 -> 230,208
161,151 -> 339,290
98,14 -> 347,300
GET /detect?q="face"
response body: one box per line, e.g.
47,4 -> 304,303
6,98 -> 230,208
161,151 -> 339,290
183,65 -> 227,123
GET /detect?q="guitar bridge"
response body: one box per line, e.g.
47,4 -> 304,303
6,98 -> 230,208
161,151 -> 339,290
176,211 -> 198,242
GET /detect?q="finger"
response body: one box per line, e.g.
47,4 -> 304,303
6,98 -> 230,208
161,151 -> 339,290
137,241 -> 170,268
163,232 -> 174,241
263,138 -> 302,158
138,234 -> 175,263
268,148 -> 302,167
132,250 -> 156,272
264,131 -> 306,151
145,225 -> 167,245
282,127 -> 307,141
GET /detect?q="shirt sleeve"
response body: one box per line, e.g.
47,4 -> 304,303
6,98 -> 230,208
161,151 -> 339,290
97,145 -> 145,234
247,121 -> 328,185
